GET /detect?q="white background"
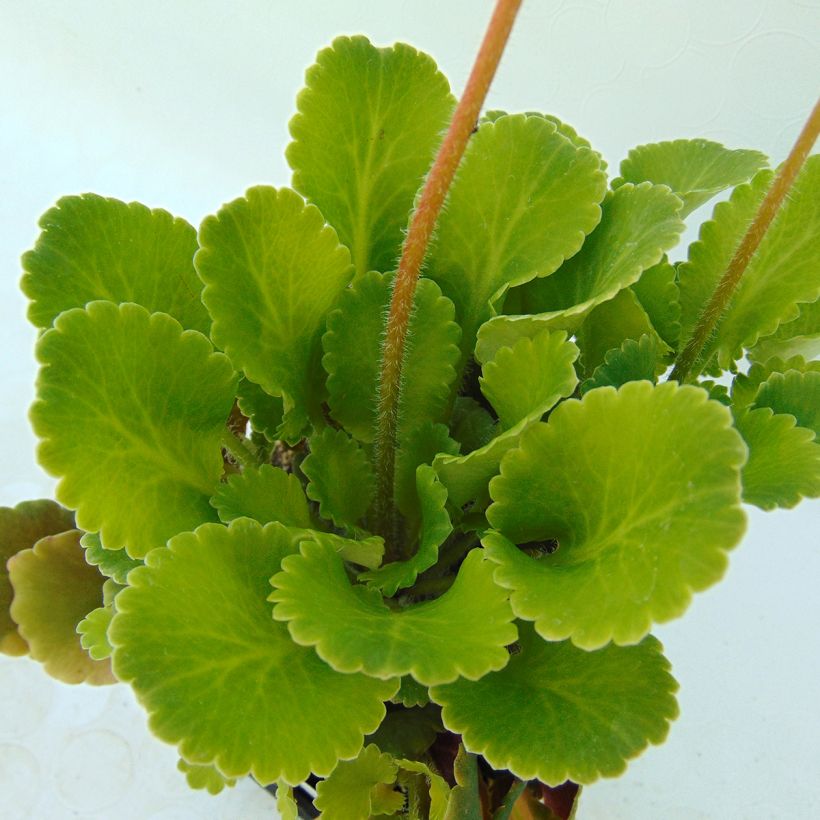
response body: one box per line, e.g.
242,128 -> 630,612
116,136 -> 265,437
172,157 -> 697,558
1,1 -> 818,817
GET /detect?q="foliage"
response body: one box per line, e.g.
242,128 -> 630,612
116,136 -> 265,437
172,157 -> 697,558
6,27 -> 818,820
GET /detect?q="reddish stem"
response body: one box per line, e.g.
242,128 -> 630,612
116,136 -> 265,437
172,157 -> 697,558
670,96 -> 820,382
373,0 -> 524,540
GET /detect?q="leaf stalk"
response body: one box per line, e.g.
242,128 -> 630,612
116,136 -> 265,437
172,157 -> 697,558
669,96 -> 820,382
373,0 -> 524,539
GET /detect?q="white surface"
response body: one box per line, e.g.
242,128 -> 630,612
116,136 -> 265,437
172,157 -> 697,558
1,1 -> 818,817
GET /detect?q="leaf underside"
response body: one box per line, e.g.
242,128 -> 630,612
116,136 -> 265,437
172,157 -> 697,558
1,499 -> 75,656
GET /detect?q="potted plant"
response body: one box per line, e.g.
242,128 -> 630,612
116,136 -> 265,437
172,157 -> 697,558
2,0 -> 818,817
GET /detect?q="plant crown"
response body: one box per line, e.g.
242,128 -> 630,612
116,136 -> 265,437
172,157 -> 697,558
2,32 -> 819,819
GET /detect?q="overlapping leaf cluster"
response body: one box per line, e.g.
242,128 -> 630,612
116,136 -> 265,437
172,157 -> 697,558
5,33 -> 818,819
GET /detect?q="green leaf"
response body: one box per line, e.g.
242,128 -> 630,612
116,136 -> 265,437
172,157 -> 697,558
367,704 -> 441,758
630,257 -> 680,350
430,626 -> 678,786
110,518 -> 395,785
397,757 -> 451,820
735,407 -> 820,510
80,532 -> 142,585
236,378 -> 284,442
614,138 -> 767,217
731,355 -> 820,410
752,370 -> 820,436
302,427 -> 375,529
287,36 -> 454,276
1,499 -> 74,656
580,335 -> 659,395
435,331 -> 579,510
272,547 -> 516,686
480,330 -> 580,430
323,271 -> 461,443
31,302 -> 236,557
483,110 -> 607,170
482,182 -> 684,361
395,423 -> 460,521
748,299 -> 820,363
196,186 -> 353,438
574,287 -> 665,378
391,676 -> 431,708
21,194 -> 210,333
8,530 -> 114,684
361,465 -> 452,596
442,745 -> 481,820
678,158 -> 820,371
177,759 -> 236,795
428,113 -> 607,355
449,397 -> 497,455
210,464 -> 312,529
314,744 -> 402,820
276,782 -> 299,820
77,605 -> 114,661
486,382 -> 747,649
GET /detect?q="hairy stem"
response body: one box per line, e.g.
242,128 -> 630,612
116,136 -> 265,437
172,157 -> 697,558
373,0 -> 524,539
669,96 -> 820,383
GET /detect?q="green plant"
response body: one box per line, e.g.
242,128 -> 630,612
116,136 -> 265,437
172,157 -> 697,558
2,0 -> 819,815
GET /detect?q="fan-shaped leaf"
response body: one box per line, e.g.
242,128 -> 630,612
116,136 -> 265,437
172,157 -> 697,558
272,547 -> 516,686
1,499 -> 74,656
367,704 -> 441,758
614,139 -> 767,217
395,423 -> 459,521
735,407 -> 819,510
177,759 -> 236,795
361,465 -> 452,596
80,532 -> 142,584
314,744 -> 402,820
631,257 -> 680,349
276,783 -> 299,820
731,355 -> 820,410
21,194 -> 209,333
481,182 -> 684,362
748,299 -> 820,363
236,378 -> 284,442
323,272 -> 461,443
8,530 -> 114,684
574,288 -> 665,378
580,335 -> 659,394
480,330 -> 580,430
443,745 -> 481,820
110,519 -> 395,785
77,605 -> 114,661
302,427 -> 375,529
211,464 -> 312,529
430,626 -> 678,786
435,331 -> 578,510
678,158 -> 820,371
287,36 -> 454,276
486,382 -> 747,649
427,114 -> 606,355
391,677 -> 431,708
753,370 -> 819,436
31,302 -> 236,557
196,186 -> 353,439
449,397 -> 496,455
